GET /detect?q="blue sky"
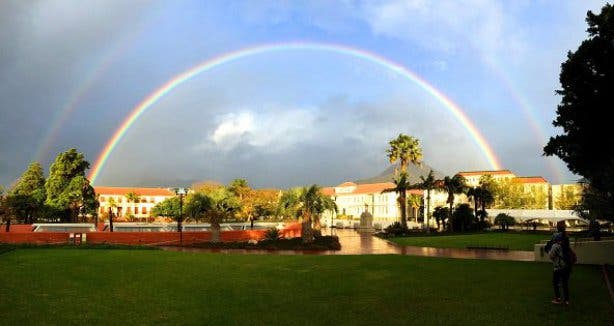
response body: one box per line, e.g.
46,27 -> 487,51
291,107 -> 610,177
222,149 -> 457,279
0,0 -> 608,188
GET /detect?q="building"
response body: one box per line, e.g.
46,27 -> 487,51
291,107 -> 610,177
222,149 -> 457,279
95,187 -> 175,221
458,170 -> 516,187
321,182 -> 423,226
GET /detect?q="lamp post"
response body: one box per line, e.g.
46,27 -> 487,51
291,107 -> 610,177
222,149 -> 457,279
175,188 -> 187,246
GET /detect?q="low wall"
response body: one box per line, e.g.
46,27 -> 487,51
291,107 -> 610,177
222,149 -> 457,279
534,239 -> 614,265
0,222 -> 302,245
488,209 -> 579,222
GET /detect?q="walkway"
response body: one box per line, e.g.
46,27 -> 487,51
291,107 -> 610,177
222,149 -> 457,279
163,228 -> 535,261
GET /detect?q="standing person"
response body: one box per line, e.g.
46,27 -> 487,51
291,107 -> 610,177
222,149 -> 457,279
549,221 -> 572,305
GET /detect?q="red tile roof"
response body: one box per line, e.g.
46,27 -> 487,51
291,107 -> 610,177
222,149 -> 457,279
322,182 -> 423,196
511,177 -> 548,184
458,170 -> 514,176
94,186 -> 175,197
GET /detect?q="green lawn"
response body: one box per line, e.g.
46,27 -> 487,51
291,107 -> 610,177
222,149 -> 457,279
0,249 -> 612,325
388,232 -> 551,251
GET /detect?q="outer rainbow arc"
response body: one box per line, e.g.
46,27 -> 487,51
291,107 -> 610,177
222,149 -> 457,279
89,42 -> 502,184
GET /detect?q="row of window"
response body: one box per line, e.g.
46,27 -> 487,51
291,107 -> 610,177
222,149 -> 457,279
98,196 -> 161,204
99,206 -> 148,215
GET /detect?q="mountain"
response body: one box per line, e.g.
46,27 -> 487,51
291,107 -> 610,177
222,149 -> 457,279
355,162 -> 445,185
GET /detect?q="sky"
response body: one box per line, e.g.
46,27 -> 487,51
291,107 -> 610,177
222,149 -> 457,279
0,0 -> 608,189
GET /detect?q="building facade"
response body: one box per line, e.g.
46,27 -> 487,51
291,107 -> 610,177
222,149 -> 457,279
95,187 -> 175,221
321,182 -> 423,226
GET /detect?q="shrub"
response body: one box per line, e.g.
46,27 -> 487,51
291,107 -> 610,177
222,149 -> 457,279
384,222 -> 409,236
264,227 -> 281,241
494,213 -> 516,230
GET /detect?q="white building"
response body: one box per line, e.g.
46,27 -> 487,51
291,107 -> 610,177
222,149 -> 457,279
322,182 -> 423,228
95,186 -> 175,221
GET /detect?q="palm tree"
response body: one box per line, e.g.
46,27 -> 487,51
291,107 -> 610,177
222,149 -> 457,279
125,192 -> 141,222
407,194 -> 422,223
107,197 -> 117,232
467,186 -> 482,223
204,187 -> 241,242
386,134 -> 423,228
414,170 -> 439,233
442,174 -> 467,231
279,185 -> 337,243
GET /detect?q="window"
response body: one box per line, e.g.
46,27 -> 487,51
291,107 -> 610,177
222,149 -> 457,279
134,207 -> 138,214
142,207 -> 147,214
99,196 -> 106,202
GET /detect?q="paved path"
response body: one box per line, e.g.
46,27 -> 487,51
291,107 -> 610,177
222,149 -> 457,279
163,228 -> 535,261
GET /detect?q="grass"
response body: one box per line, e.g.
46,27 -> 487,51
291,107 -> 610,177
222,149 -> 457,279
0,249 -> 613,325
388,232 -> 551,251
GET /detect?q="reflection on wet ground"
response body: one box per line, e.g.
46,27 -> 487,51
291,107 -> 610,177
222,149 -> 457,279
162,228 -> 535,261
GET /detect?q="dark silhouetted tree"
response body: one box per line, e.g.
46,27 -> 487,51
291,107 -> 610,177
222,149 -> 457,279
544,4 -> 614,222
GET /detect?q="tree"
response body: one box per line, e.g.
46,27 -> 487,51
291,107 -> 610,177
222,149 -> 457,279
414,170 -> 440,233
407,194 -> 423,223
383,172 -> 412,227
201,187 -> 241,242
252,189 -> 280,221
152,197 -> 182,219
432,206 -> 449,231
107,197 -> 117,232
467,186 -> 482,224
451,203 -> 476,232
184,192 -> 212,222
494,213 -> 516,231
45,149 -> 98,222
442,174 -> 467,230
125,191 -> 141,221
543,4 -> 614,222
386,134 -> 423,228
278,185 -> 336,243
6,162 -> 46,223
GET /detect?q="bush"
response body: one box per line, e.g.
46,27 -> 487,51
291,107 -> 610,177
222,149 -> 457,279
494,213 -> 516,230
384,222 -> 410,236
264,228 -> 281,241
451,204 -> 478,232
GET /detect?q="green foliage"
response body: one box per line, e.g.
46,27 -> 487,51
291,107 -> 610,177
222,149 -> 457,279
386,134 -> 423,229
556,185 -> 581,210
543,4 -> 614,222
450,203 -> 476,232
45,149 -> 98,222
152,197 -> 182,218
442,174 -> 467,228
5,162 -> 47,223
432,206 -> 449,230
264,227 -> 281,241
277,185 -> 336,240
185,192 -> 212,221
384,221 -> 409,236
415,169 -> 439,232
494,213 -> 516,230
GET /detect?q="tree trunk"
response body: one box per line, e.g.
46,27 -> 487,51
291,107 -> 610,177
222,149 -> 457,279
211,226 -> 220,242
400,190 -> 408,228
426,191 -> 431,233
301,212 -> 314,243
109,208 -> 114,232
5,218 -> 10,232
211,216 -> 221,242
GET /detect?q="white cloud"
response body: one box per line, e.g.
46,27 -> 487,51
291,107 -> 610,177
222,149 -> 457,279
196,106 -> 318,152
359,0 -> 518,57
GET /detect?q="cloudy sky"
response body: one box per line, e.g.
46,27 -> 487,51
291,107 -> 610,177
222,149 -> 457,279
0,0 -> 607,189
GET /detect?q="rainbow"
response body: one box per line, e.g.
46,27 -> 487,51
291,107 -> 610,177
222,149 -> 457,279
89,42 -> 502,184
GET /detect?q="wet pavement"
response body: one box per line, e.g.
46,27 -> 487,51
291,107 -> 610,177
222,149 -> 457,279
162,228 -> 535,262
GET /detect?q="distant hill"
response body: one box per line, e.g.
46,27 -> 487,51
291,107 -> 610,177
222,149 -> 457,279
355,162 -> 445,185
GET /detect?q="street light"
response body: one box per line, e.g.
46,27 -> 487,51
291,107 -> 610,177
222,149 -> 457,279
175,188 -> 187,246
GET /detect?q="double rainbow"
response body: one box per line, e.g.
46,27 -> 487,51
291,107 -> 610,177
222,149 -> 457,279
88,42 -> 502,184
